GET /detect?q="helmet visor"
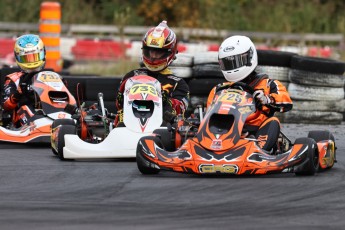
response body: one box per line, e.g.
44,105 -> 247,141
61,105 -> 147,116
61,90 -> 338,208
15,50 -> 45,64
219,48 -> 253,71
143,47 -> 172,61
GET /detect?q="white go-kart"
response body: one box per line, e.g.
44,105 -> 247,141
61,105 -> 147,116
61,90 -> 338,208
51,75 -> 167,160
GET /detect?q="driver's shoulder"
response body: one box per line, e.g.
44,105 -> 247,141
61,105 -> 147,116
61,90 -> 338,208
6,71 -> 25,82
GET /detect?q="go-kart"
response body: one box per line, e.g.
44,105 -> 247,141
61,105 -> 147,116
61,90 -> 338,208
51,75 -> 168,160
136,82 -> 336,176
0,71 -> 76,143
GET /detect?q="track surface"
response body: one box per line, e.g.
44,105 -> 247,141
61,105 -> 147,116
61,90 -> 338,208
0,123 -> 344,230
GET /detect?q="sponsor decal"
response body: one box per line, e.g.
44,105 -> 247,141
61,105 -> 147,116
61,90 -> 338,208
167,75 -> 181,81
223,46 -> 235,52
211,139 -> 222,149
58,113 -> 66,119
150,39 -> 159,46
162,83 -> 173,91
257,135 -> 268,148
238,106 -> 253,114
199,164 -> 238,174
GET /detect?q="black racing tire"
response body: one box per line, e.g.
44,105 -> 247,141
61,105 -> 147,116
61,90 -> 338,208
290,55 -> 345,75
153,128 -> 175,151
188,78 -> 226,95
308,130 -> 336,170
288,69 -> 345,87
294,137 -> 319,176
193,52 -> 218,65
257,50 -> 297,67
255,65 -> 290,82
136,136 -> 161,174
170,53 -> 194,67
51,119 -> 75,155
169,67 -> 193,78
288,83 -> 344,101
192,64 -> 223,78
308,130 -> 335,142
57,125 -> 76,160
291,99 -> 345,112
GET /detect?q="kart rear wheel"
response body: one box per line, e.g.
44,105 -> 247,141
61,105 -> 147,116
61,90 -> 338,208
51,119 -> 75,156
57,125 -> 76,161
308,130 -> 336,170
294,137 -> 319,176
153,128 -> 174,151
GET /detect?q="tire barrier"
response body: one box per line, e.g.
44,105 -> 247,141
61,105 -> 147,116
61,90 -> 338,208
281,55 -> 345,124
169,53 -> 194,78
39,2 -> 62,72
289,69 -> 345,87
288,83 -> 344,101
255,50 -> 297,88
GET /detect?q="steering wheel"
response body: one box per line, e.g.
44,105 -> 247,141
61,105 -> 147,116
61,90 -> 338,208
224,82 -> 262,121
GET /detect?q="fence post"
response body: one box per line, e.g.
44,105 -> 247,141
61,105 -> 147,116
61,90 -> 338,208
39,1 -> 62,72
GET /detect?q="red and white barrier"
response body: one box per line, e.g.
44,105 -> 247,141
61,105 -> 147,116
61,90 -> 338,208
0,37 -> 336,66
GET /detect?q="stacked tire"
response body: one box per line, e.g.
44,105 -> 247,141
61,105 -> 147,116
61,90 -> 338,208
282,55 -> 345,124
188,51 -> 225,111
169,53 -> 194,79
255,50 -> 297,88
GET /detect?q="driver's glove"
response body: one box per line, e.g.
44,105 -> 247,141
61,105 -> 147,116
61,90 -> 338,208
116,92 -> 124,107
162,90 -> 176,123
253,90 -> 274,107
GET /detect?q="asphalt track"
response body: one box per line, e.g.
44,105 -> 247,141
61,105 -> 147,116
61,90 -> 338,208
0,123 -> 345,230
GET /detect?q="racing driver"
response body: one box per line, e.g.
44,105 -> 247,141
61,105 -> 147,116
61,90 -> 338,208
115,20 -> 190,126
207,35 -> 293,152
2,34 -> 48,128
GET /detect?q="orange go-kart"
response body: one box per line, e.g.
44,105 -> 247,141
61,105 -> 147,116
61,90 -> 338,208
136,82 -> 336,176
0,71 -> 76,143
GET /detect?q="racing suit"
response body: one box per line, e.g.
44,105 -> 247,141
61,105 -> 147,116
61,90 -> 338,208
115,67 -> 190,125
2,71 -> 38,127
206,72 -> 293,151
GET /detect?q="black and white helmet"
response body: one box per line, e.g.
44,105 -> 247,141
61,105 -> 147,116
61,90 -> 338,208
218,35 -> 258,82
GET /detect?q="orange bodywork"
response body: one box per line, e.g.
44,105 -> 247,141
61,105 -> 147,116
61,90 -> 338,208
137,89 -> 305,175
0,124 -> 51,143
317,141 -> 336,169
138,135 -> 309,175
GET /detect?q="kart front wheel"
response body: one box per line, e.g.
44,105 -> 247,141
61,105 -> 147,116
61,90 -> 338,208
57,125 -> 76,161
136,136 -> 161,175
51,119 -> 75,156
153,128 -> 174,151
294,137 -> 319,176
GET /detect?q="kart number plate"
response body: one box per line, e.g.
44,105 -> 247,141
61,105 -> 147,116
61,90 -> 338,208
37,72 -> 62,83
218,92 -> 243,103
130,84 -> 158,96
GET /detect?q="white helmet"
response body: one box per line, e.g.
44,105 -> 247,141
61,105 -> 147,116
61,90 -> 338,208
218,35 -> 257,82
